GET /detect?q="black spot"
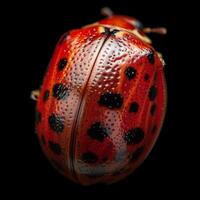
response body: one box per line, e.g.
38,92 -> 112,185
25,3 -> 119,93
43,90 -> 50,102
144,73 -> 149,81
147,51 -> 155,64
129,102 -> 139,113
52,83 -> 68,100
151,125 -> 157,134
131,146 -> 144,162
125,66 -> 137,80
124,128 -> 144,145
88,122 -> 109,142
48,141 -> 62,155
51,159 -> 64,171
150,104 -> 156,115
148,85 -> 157,101
35,111 -> 41,124
58,58 -> 68,71
98,92 -> 123,109
48,113 -> 64,133
41,135 -> 46,145
103,27 -> 119,35
82,152 -> 98,164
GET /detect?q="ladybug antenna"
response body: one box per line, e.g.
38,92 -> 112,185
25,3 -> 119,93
143,27 -> 167,35
101,7 -> 114,17
31,90 -> 40,101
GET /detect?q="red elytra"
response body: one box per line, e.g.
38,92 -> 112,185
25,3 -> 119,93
34,13 -> 167,185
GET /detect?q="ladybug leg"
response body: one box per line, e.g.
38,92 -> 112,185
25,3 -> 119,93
30,89 -> 40,101
143,27 -> 167,35
101,7 -> 114,17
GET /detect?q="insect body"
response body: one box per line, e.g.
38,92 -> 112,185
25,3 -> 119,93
34,8 -> 167,185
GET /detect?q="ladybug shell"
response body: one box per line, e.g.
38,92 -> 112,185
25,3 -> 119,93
35,24 -> 167,185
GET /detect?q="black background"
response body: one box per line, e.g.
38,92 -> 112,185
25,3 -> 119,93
5,0 -> 197,198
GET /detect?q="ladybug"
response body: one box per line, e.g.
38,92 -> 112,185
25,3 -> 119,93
32,7 -> 167,185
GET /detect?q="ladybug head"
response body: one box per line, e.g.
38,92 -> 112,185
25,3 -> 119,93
99,12 -> 152,43
99,15 -> 143,31
100,7 -> 143,30
99,7 -> 167,42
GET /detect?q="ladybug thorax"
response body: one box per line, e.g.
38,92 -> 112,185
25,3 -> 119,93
98,15 -> 151,44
